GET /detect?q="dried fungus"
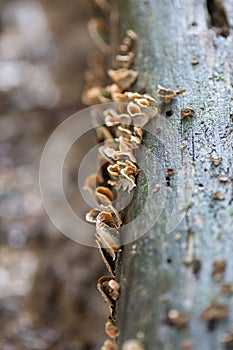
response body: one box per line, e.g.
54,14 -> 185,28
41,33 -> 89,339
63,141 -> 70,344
96,217 -> 120,254
212,260 -> 226,281
212,192 -> 225,200
88,18 -> 111,53
131,113 -> 149,127
201,303 -> 229,323
116,52 -> 135,69
107,69 -> 138,91
221,283 -> 233,296
96,240 -> 116,276
81,86 -> 104,106
84,173 -> 102,193
181,340 -> 194,350
85,208 -> 101,223
127,101 -> 141,116
157,85 -> 176,103
126,29 -> 138,41
82,27 -> 158,345
221,330 -> 233,347
157,85 -> 185,103
180,108 -> 195,119
105,320 -> 119,338
122,339 -> 144,350
168,309 -> 189,328
95,186 -> 115,205
101,340 -> 117,350
99,204 -> 122,228
97,276 -> 116,308
210,157 -> 222,166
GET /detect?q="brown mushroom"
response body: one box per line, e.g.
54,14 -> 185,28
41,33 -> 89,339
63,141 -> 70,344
101,340 -> 117,350
108,69 -> 138,91
105,319 -> 119,338
95,186 -> 115,205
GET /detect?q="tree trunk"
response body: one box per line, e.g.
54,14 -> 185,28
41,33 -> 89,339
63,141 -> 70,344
116,1 -> 233,349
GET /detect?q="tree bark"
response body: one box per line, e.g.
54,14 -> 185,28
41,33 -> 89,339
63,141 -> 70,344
116,1 -> 233,349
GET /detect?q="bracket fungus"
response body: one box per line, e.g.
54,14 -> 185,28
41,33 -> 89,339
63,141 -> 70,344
221,330 -> 233,347
85,208 -> 102,223
115,52 -> 135,69
87,18 -> 111,53
201,303 -> 229,324
210,156 -> 222,166
167,309 -> 189,328
127,101 -> 141,116
96,240 -> 116,276
105,112 -> 131,127
122,339 -> 144,350
82,27 -> 160,348
84,173 -> 102,193
212,192 -> 225,200
81,86 -> 104,106
126,29 -> 138,42
107,68 -> 138,91
107,160 -> 138,192
97,275 -> 120,311
157,84 -> 185,103
180,108 -> 196,119
212,260 -> 227,281
101,340 -> 117,350
96,220 -> 120,257
131,113 -> 149,127
95,186 -> 115,205
221,283 -> 233,296
105,319 -> 119,339
135,98 -> 150,108
99,204 -> 122,227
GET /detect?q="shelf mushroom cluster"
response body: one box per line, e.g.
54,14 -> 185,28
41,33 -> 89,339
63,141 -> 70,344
82,27 -> 160,350
83,14 -> 187,348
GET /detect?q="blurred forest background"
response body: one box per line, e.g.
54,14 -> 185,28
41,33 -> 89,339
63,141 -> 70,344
0,0 -> 108,349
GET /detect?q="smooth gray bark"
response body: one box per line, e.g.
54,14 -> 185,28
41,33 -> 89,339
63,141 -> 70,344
116,1 -> 233,349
